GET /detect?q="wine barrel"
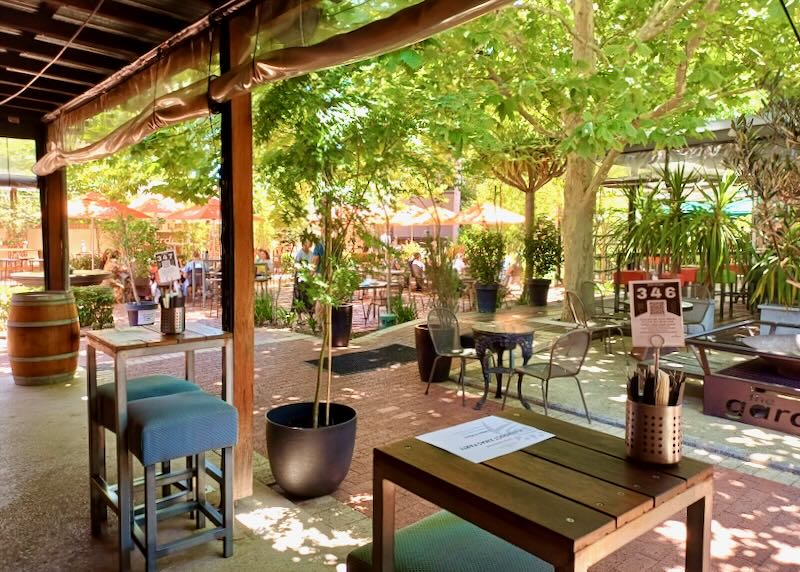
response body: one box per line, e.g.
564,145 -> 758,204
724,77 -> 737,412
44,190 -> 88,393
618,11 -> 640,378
7,291 -> 80,386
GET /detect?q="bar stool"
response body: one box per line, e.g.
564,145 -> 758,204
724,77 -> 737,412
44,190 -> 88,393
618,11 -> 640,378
90,375 -> 202,534
126,391 -> 238,571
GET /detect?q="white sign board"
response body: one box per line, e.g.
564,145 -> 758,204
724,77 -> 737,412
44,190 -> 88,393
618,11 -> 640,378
154,250 -> 181,284
629,279 -> 685,347
416,416 -> 554,463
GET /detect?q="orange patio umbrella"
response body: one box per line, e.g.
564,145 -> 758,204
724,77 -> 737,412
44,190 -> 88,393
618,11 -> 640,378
455,203 -> 524,226
129,194 -> 183,218
67,191 -> 148,268
409,205 -> 457,225
166,198 -> 264,222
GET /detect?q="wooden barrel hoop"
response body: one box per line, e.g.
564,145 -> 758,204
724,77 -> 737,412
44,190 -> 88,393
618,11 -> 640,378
7,291 -> 80,386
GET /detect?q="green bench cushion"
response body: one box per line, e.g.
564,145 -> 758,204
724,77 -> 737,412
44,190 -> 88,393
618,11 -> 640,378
128,392 -> 238,466
347,511 -> 553,572
96,374 -> 201,430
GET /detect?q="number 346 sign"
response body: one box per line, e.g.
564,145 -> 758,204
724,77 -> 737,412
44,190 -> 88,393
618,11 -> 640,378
628,279 -> 685,348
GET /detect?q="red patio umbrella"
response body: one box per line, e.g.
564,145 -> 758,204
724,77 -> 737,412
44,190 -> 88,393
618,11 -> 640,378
67,191 -> 148,268
128,194 -> 182,218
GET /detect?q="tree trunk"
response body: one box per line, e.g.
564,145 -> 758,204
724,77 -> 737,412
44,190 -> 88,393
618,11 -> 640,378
523,189 -> 535,286
562,0 -> 596,320
562,155 -> 596,318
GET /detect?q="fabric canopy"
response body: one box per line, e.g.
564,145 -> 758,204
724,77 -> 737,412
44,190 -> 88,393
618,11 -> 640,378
33,0 -> 512,176
67,192 -> 147,219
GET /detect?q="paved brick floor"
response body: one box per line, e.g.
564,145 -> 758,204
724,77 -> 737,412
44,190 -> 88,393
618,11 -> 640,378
106,318 -> 800,571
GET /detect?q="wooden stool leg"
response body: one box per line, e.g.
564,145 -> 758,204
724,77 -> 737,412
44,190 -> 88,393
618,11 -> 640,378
186,456 -> 195,519
222,447 -> 234,558
145,464 -> 157,572
89,420 -> 107,535
195,452 -> 206,529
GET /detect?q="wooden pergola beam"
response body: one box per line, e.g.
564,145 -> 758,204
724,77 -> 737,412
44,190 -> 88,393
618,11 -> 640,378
1,71 -> 86,97
219,19 -> 255,500
45,0 -> 190,35
0,53 -> 108,86
0,31 -> 121,74
2,7 -> 148,59
36,126 -> 70,292
0,94 -> 59,112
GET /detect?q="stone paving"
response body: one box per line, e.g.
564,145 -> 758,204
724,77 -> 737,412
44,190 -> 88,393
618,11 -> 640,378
1,300 -> 799,570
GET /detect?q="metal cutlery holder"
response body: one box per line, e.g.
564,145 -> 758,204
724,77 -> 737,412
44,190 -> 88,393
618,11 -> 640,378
160,304 -> 185,335
625,400 -> 683,464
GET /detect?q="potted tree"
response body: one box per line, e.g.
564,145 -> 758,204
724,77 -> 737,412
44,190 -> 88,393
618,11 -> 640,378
463,228 -> 506,313
329,257 -> 361,347
523,217 -> 562,306
104,216 -> 164,326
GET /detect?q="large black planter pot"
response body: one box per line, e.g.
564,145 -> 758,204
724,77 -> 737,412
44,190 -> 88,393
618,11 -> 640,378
415,324 -> 452,383
527,278 -> 551,307
331,304 -> 353,347
266,402 -> 357,498
475,283 -> 499,313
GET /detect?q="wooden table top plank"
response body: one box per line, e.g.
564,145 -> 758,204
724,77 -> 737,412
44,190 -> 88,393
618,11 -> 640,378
526,439 -> 687,505
486,453 -> 654,527
378,439 -> 616,550
500,410 -> 713,486
87,325 -> 229,352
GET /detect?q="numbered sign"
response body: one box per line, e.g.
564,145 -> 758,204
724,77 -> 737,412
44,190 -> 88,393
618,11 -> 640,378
629,279 -> 685,347
154,250 -> 181,284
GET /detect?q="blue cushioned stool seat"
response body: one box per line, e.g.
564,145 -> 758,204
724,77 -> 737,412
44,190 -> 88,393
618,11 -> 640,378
96,374 -> 200,429
346,511 -> 553,572
127,391 -> 238,466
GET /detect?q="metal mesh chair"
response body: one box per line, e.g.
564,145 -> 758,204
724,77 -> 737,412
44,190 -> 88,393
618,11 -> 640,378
425,307 -> 485,406
581,281 -> 628,321
683,298 -> 714,334
514,329 -> 592,422
566,290 -> 626,354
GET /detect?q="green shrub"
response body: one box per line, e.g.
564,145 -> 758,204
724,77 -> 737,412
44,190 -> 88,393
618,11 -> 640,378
390,297 -> 417,324
73,286 -> 115,329
71,253 -> 103,270
523,217 -> 563,278
254,292 -> 278,327
0,284 -> 38,329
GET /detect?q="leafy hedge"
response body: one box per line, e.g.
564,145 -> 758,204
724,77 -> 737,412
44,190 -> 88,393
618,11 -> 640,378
73,286 -> 116,330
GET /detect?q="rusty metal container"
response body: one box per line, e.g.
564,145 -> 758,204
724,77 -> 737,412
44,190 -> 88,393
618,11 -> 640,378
625,400 -> 683,464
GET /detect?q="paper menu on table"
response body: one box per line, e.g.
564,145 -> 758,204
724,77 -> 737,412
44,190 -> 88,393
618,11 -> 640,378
416,416 -> 554,463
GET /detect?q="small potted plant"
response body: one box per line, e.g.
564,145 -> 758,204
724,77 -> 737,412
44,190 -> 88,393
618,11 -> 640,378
463,228 -> 505,313
523,217 -> 562,306
328,257 -> 361,347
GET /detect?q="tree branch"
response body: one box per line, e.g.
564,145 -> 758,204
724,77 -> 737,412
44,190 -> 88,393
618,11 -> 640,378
643,0 -> 720,121
539,6 -> 609,65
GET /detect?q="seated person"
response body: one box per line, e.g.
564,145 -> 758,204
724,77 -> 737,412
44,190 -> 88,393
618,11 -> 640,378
255,248 -> 273,277
181,250 -> 207,297
101,249 -> 127,303
410,252 -> 425,291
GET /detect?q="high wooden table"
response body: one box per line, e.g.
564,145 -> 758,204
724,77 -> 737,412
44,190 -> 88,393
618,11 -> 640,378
86,324 -> 233,571
373,409 -> 713,572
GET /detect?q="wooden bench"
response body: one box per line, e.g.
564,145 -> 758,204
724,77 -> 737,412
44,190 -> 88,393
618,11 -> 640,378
347,511 -> 552,572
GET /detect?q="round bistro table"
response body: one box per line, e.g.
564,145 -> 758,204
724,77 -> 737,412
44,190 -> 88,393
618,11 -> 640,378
471,321 -> 535,410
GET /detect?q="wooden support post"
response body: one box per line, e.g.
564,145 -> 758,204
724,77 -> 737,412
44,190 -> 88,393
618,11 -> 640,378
219,21 -> 254,500
35,126 -> 69,291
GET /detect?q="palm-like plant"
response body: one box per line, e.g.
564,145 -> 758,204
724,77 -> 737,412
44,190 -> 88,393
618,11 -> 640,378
689,173 -> 751,291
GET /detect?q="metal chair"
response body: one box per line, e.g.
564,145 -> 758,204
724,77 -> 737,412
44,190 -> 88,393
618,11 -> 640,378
424,307 -> 487,406
581,281 -> 628,321
513,329 -> 592,422
683,297 -> 714,334
566,290 -> 626,354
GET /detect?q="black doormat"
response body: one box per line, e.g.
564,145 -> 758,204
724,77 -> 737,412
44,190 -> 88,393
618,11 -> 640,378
306,343 -> 418,375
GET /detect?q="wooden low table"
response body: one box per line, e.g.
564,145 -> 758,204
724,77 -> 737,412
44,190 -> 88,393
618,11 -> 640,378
373,409 -> 713,572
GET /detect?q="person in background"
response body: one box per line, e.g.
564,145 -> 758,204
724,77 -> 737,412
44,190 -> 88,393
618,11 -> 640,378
410,252 -> 425,291
293,236 -> 315,315
452,252 -> 466,276
181,250 -> 207,297
101,249 -> 126,302
255,248 -> 273,276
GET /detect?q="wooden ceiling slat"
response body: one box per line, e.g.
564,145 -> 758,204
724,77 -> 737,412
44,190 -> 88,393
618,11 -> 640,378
46,0 -> 190,35
0,89 -> 69,105
1,71 -> 85,96
0,79 -> 78,101
0,32 -> 121,74
3,6 -> 150,59
0,52 -> 107,85
0,93 -> 59,111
